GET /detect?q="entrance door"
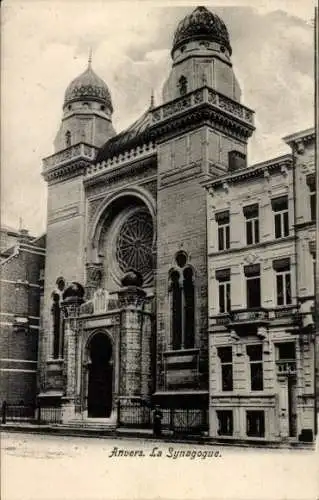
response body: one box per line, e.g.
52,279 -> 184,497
87,333 -> 113,418
288,376 -> 297,437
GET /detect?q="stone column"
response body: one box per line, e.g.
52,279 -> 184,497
60,291 -> 84,422
117,284 -> 152,426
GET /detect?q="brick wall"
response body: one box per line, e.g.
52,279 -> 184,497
0,242 -> 44,405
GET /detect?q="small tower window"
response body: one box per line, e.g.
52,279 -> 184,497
178,75 -> 188,96
67,104 -> 72,111
100,105 -> 105,111
65,130 -> 71,147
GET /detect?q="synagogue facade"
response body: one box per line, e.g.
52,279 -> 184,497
37,6 -> 316,442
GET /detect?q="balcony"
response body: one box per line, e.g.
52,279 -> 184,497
276,360 -> 296,377
151,87 -> 254,126
228,308 -> 269,327
42,143 -> 98,172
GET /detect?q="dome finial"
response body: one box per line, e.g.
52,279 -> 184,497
150,89 -> 155,109
88,47 -> 93,68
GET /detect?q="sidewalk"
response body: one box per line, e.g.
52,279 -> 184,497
0,422 -> 314,450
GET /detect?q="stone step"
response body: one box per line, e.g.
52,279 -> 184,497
59,420 -> 117,430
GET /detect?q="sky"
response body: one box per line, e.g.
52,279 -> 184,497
1,0 -> 315,236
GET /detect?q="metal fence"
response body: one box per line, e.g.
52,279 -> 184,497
118,401 -> 151,428
38,406 -> 62,424
0,403 -> 36,422
1,401 -> 62,425
161,408 -> 208,435
118,402 -> 208,435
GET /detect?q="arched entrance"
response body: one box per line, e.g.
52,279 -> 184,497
87,332 -> 113,418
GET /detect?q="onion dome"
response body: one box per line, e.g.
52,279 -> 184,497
172,6 -> 232,56
63,62 -> 113,112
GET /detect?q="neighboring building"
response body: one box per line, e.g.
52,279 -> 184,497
0,226 -> 45,406
205,128 -> 316,443
36,5 -> 316,443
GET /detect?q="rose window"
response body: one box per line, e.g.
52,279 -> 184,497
115,210 -> 153,280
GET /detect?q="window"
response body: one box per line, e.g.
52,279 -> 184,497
307,174 -> 316,221
244,264 -> 261,308
246,411 -> 265,437
216,211 -> 230,251
228,150 -> 247,171
216,269 -> 231,313
169,252 -> 195,350
218,346 -> 233,391
244,204 -> 259,245
278,342 -> 295,360
65,130 -> 71,148
247,345 -> 263,391
272,196 -> 289,238
178,75 -> 188,96
273,258 -> 291,306
217,410 -> 233,436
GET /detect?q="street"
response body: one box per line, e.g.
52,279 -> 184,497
1,431 -> 318,500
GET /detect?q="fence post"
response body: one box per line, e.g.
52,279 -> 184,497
1,401 -> 7,424
37,400 -> 41,424
117,399 -> 121,426
170,408 -> 174,433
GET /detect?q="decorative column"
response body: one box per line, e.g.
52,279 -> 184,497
60,283 -> 85,422
117,271 -> 153,426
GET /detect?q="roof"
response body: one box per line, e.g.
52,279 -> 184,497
172,6 -> 232,56
96,106 -> 153,163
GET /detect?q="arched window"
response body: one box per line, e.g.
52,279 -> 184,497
65,130 -> 71,147
170,270 -> 182,349
178,75 -> 188,96
169,252 -> 195,350
183,267 -> 195,348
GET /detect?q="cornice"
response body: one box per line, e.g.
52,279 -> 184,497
150,86 -> 255,142
283,127 -> 315,146
84,153 -> 157,189
203,154 -> 292,190
43,159 -> 90,183
42,143 -> 98,182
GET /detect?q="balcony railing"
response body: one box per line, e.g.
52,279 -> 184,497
276,360 -> 296,376
229,308 -> 269,325
151,87 -> 254,126
42,143 -> 98,171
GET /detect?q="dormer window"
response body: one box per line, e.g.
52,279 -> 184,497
65,130 -> 71,147
178,75 -> 188,96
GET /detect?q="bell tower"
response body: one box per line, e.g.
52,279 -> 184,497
153,6 -> 255,411
39,60 -> 116,395
162,6 -> 241,103
54,56 -> 115,152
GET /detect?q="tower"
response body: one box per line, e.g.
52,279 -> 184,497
39,60 -> 115,398
152,6 -> 255,413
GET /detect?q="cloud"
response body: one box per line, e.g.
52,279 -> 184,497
1,2 -> 314,235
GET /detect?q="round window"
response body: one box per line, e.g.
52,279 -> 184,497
115,209 -> 153,282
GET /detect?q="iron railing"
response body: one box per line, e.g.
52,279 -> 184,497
0,403 -> 35,422
276,360 -> 297,376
